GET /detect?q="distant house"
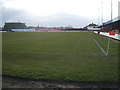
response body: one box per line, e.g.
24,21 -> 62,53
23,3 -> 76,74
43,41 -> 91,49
86,23 -> 97,30
84,23 -> 100,30
3,22 -> 26,31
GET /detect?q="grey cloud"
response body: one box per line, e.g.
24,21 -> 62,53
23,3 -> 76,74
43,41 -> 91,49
1,7 -> 98,27
31,13 -> 97,27
2,7 -> 29,22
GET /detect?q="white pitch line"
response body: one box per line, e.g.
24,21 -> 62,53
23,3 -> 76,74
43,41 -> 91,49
106,37 -> 111,56
3,51 -> 101,56
91,34 -> 107,56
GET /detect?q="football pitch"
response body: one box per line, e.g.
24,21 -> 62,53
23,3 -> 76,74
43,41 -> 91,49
2,32 -> 119,82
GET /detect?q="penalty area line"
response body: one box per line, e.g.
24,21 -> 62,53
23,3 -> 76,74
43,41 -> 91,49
91,34 -> 107,56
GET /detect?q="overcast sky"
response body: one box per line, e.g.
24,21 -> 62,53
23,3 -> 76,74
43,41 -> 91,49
0,0 -> 119,27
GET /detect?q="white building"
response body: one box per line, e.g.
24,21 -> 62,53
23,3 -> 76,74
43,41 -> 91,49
86,23 -> 100,30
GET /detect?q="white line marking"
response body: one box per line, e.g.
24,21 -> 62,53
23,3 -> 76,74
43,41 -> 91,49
3,51 -> 102,56
106,38 -> 110,56
90,34 -> 107,56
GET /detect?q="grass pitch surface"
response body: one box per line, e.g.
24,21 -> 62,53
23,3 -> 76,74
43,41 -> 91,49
2,32 -> 119,82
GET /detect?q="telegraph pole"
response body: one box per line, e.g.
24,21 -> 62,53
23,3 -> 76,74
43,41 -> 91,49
98,8 -> 100,25
111,0 -> 113,31
101,0 -> 103,25
106,0 -> 113,56
101,0 -> 103,30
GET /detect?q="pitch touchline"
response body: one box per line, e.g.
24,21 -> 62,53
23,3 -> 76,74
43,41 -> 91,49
4,51 -> 102,56
91,34 -> 107,56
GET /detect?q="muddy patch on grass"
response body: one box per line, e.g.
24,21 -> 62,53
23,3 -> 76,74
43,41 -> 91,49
2,76 -> 119,88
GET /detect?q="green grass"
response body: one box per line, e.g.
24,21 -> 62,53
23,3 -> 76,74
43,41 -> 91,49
2,32 -> 119,82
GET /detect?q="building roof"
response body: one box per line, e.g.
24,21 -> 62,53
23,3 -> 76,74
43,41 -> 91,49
103,16 -> 120,25
5,22 -> 26,25
88,23 -> 97,26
